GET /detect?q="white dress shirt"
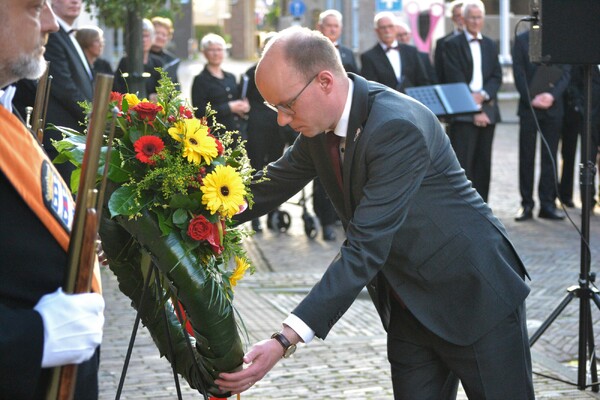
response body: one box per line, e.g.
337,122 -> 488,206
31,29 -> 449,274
381,40 -> 402,84
465,31 -> 483,93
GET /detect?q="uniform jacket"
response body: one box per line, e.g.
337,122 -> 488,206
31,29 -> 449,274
360,43 -> 430,92
442,32 -> 503,123
237,74 -> 530,346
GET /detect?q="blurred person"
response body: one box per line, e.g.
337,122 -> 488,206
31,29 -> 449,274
558,76 -> 583,208
395,20 -> 438,84
0,1 -> 104,398
442,0 -> 502,202
216,26 -> 533,400
317,9 -> 358,74
150,16 -> 179,84
243,33 -> 297,232
315,8 -> 362,240
113,18 -> 163,101
434,1 -> 464,84
360,11 -> 430,93
512,30 -> 570,221
191,33 -> 249,140
75,25 -> 113,75
12,0 -> 94,182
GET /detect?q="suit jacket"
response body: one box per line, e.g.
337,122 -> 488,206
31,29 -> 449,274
44,26 -> 94,131
237,74 -> 530,346
512,31 -> 570,120
360,43 -> 430,92
434,31 -> 459,84
337,44 -> 359,74
442,33 -> 503,123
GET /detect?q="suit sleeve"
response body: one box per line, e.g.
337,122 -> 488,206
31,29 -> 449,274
511,34 -> 529,99
482,40 -> 502,100
0,305 -> 45,398
44,36 -> 91,121
293,118 -> 431,339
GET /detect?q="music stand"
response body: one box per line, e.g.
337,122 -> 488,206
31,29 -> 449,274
406,83 -> 480,117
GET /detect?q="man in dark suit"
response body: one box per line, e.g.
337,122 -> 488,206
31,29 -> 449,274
361,11 -> 430,93
13,0 -> 94,183
434,1 -> 464,84
0,1 -> 104,398
395,20 -> 438,83
513,30 -> 570,221
216,26 -> 534,400
442,0 -> 502,203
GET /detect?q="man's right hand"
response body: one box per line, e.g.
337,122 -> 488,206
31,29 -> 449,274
34,288 -> 104,368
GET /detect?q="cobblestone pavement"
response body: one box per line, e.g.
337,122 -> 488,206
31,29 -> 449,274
98,59 -> 600,399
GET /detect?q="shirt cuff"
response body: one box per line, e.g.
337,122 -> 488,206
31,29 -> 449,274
283,313 -> 315,344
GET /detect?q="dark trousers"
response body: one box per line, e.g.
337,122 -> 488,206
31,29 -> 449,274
448,122 -> 495,202
519,115 -> 562,209
559,105 -> 582,203
387,298 -> 534,400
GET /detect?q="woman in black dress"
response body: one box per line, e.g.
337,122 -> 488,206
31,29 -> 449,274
191,33 -> 249,139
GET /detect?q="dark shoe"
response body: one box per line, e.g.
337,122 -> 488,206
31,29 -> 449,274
251,218 -> 262,232
322,224 -> 337,241
538,206 -> 565,220
515,206 -> 533,222
560,198 -> 575,208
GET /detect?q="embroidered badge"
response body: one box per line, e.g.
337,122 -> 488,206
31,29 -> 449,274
41,161 -> 74,233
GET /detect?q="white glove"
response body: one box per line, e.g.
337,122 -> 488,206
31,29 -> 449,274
34,288 -> 105,368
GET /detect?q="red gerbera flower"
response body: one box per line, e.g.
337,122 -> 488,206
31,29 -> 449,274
133,135 -> 165,165
208,134 -> 224,155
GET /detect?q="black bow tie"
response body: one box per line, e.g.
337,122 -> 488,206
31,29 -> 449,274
470,38 -> 481,43
386,45 -> 399,52
68,28 -> 78,35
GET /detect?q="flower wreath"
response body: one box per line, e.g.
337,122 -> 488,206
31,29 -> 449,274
53,70 -> 254,397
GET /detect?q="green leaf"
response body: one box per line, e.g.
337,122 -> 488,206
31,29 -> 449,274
107,150 -> 129,183
155,210 -> 174,236
169,192 -> 203,210
69,168 -> 82,193
109,185 -> 149,217
172,208 -> 188,225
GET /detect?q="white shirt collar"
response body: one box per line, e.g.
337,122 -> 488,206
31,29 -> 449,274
332,78 -> 354,139
465,31 -> 483,41
56,16 -> 74,33
0,85 -> 16,113
379,40 -> 399,51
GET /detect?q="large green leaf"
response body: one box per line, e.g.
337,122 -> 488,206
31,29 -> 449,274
108,185 -> 150,217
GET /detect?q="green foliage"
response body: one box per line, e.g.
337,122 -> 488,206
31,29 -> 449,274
83,0 -> 182,28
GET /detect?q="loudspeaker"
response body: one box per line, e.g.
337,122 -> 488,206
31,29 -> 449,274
530,0 -> 600,64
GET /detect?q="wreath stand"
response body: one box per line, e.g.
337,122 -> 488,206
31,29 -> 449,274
113,253 -> 210,400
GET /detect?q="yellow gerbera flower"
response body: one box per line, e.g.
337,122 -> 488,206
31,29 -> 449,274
168,120 -> 185,142
201,165 -> 246,218
123,93 -> 140,107
229,256 -> 250,288
179,119 -> 217,165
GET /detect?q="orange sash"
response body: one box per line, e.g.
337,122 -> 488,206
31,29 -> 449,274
0,106 -> 101,293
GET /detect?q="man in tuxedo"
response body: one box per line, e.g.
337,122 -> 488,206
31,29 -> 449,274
13,0 -> 93,182
0,1 -> 104,398
360,11 -> 430,93
442,0 -> 502,202
317,9 -> 358,74
434,1 -> 464,84
216,26 -> 534,400
395,20 -> 438,84
513,30 -> 570,221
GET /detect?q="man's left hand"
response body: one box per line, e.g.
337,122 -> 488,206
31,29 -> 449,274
215,338 -> 284,394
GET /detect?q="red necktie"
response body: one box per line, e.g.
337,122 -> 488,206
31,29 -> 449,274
326,131 -> 343,190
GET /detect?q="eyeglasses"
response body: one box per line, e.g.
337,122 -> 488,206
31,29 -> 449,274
264,73 -> 318,115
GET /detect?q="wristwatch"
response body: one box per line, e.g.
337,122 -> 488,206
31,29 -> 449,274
271,332 -> 297,358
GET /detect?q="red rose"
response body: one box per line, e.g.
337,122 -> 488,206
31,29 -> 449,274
131,102 -> 163,123
133,135 -> 165,165
187,215 -> 213,241
110,91 -> 123,104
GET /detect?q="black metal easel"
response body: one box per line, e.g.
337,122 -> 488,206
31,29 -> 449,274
529,64 -> 600,391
